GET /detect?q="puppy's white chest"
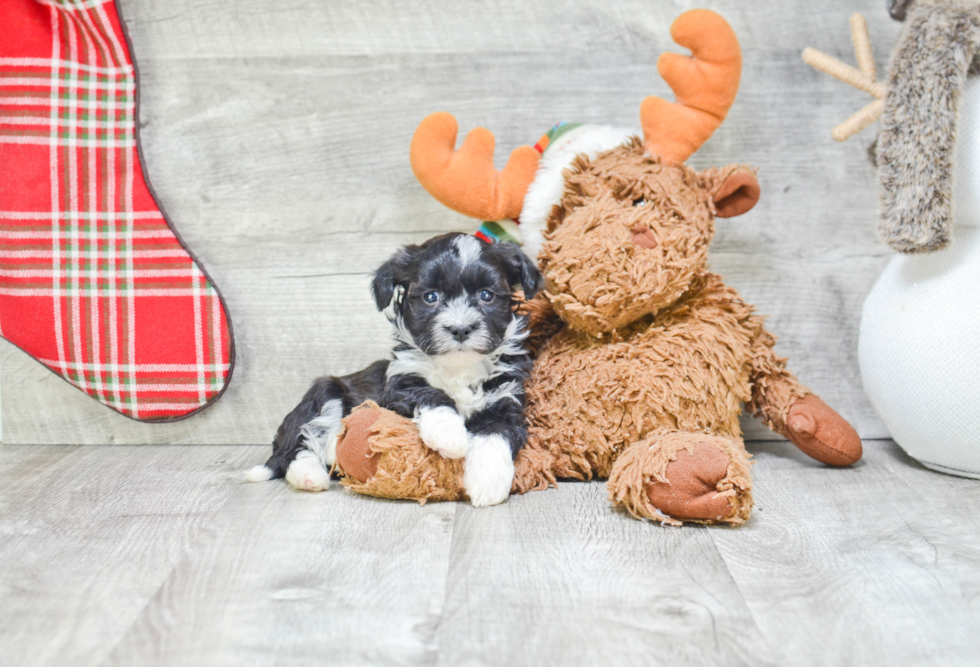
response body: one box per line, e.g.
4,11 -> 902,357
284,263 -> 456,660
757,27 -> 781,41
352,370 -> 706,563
423,354 -> 491,418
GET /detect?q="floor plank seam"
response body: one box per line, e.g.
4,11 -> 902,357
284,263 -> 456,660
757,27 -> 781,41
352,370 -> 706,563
704,527 -> 778,665
91,455 -> 251,666
429,501 -> 459,666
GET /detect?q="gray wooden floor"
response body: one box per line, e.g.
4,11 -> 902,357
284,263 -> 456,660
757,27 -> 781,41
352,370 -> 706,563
6,3 -> 978,663
2,440 -> 979,666
2,0 -> 905,443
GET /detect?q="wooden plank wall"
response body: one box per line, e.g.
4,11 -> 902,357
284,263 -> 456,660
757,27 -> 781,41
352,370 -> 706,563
0,0 -> 904,444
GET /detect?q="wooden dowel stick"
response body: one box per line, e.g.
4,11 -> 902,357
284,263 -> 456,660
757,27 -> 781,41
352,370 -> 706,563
832,98 -> 885,142
850,14 -> 876,80
802,48 -> 886,98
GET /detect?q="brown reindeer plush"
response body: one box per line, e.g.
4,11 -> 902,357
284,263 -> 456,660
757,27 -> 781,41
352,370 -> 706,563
333,10 -> 862,525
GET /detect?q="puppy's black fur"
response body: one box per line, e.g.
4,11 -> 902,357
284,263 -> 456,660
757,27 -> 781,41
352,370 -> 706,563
260,233 -> 542,482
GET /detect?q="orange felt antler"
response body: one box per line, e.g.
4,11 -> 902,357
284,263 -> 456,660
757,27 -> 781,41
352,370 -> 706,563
409,112 -> 541,221
641,10 -> 742,165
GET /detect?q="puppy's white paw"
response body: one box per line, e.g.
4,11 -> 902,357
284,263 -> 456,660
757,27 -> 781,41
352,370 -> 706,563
414,406 -> 469,459
245,464 -> 273,482
463,434 -> 515,507
285,450 -> 330,492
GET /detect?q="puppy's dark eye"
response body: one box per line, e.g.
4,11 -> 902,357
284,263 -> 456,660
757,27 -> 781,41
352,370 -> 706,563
479,289 -> 494,303
423,291 -> 439,304
633,198 -> 647,207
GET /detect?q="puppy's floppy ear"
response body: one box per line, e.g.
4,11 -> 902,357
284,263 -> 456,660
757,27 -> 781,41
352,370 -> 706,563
371,245 -> 419,311
489,241 -> 544,300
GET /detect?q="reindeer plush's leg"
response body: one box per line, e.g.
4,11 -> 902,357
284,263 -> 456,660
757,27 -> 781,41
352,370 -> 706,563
607,431 -> 753,526
335,402 -> 559,502
747,318 -> 862,466
333,403 -> 467,503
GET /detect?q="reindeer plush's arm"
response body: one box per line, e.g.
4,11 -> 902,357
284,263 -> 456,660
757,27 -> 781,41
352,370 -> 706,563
745,317 -> 863,466
745,317 -> 810,434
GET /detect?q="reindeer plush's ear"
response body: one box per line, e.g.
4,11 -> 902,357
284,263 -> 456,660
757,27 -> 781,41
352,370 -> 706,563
371,246 -> 419,311
488,240 -> 544,300
698,166 -> 760,218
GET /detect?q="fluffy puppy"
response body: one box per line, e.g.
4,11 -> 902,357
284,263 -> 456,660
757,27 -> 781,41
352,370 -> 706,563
247,233 -> 543,506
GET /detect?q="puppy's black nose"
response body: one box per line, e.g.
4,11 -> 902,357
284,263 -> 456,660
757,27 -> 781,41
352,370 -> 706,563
446,324 -> 474,342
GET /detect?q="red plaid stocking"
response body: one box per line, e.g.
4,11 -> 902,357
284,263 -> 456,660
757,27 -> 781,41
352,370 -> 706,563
0,0 -> 234,421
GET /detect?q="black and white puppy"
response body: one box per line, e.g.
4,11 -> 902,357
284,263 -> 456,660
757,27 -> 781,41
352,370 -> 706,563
247,233 -> 543,507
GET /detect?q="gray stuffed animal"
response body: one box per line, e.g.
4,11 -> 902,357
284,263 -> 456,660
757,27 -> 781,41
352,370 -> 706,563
877,0 -> 980,252
806,0 -> 980,478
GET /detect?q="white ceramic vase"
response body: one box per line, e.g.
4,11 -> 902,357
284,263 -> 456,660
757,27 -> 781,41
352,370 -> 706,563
859,77 -> 980,478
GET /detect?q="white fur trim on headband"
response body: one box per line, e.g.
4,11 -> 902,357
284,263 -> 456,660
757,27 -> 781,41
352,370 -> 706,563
519,125 -> 634,260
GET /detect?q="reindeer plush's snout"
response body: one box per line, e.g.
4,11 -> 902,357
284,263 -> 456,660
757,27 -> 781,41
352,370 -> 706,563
537,144 -> 717,336
630,225 -> 659,249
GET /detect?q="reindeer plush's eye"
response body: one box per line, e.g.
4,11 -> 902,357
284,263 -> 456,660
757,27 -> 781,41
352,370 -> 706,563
633,198 -> 648,207
423,291 -> 439,304
479,289 -> 494,303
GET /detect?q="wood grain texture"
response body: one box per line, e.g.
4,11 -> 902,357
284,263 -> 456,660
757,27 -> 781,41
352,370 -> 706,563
3,441 -> 980,665
715,440 -> 980,665
0,445 -> 257,667
0,0 -> 904,443
103,466 -> 459,666
434,483 -> 772,666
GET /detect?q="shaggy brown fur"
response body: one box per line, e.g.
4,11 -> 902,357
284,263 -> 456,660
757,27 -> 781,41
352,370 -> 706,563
336,401 -> 465,503
877,0 -> 980,252
333,137 -> 861,526
608,432 -> 753,526
512,291 -> 564,358
541,140 -> 716,335
512,143 -> 812,522
333,401 -> 569,503
514,271 -> 807,491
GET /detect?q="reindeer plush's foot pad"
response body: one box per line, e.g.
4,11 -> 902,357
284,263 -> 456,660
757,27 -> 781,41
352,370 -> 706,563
786,395 -> 863,466
644,444 -> 735,522
608,432 -> 753,526
334,406 -> 382,483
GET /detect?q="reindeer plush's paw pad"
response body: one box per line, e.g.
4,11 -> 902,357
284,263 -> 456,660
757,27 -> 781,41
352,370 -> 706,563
285,450 -> 330,492
786,395 -> 863,467
415,406 -> 469,459
464,434 -> 515,507
787,410 -> 816,437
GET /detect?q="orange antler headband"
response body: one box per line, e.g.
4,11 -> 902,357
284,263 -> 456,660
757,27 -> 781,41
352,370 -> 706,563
410,10 -> 742,219
409,112 -> 541,222
641,9 -> 742,165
